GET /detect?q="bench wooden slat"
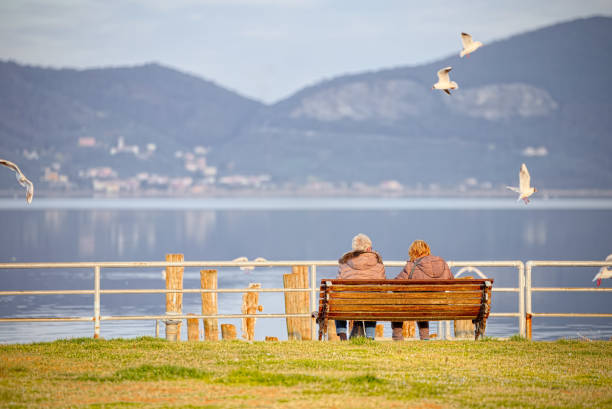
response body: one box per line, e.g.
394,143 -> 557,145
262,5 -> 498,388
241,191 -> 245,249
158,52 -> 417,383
324,279 -> 486,285
328,304 -> 480,312
326,284 -> 484,292
329,298 -> 481,306
326,292 -> 483,300
327,312 -> 479,319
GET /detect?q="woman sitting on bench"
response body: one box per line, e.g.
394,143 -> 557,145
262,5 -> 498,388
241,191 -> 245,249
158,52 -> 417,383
392,240 -> 453,341
335,233 -> 386,340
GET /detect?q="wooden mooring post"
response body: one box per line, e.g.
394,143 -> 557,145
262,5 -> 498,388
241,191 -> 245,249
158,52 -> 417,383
375,324 -> 384,338
283,266 -> 311,340
327,320 -> 340,341
241,283 -> 263,341
403,321 -> 416,339
164,253 -> 184,341
221,324 -> 237,340
526,313 -> 533,340
187,313 -> 199,341
200,269 -> 219,341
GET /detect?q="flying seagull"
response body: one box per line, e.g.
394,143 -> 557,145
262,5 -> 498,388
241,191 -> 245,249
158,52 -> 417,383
432,66 -> 458,95
0,159 -> 34,204
506,163 -> 537,204
460,32 -> 483,58
593,254 -> 612,287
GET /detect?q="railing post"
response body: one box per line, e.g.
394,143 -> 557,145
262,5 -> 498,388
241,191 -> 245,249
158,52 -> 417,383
93,265 -> 100,339
525,261 -> 533,338
518,261 -> 526,338
311,264 -> 317,341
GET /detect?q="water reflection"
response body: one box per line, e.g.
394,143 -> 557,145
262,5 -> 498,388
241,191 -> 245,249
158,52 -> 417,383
59,210 -> 218,259
523,218 -> 547,246
79,233 -> 95,257
44,210 -> 65,233
184,211 -> 216,246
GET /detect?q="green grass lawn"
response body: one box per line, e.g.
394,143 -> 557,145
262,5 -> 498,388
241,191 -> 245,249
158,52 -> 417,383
0,337 -> 610,409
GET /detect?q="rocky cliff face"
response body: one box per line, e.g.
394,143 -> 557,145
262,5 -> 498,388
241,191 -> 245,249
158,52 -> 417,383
289,79 -> 428,121
444,83 -> 558,120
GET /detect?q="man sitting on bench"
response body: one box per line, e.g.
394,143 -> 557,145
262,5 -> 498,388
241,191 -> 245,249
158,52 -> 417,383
391,240 -> 453,341
335,233 -> 386,340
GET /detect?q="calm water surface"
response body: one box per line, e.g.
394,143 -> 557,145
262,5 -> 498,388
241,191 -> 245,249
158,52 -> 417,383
0,197 -> 611,343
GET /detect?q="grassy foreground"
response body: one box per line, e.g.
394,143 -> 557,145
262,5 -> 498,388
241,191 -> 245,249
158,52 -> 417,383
0,337 -> 610,409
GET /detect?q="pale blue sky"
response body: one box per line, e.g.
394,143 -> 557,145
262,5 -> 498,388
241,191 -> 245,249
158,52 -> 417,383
1,0 -> 611,103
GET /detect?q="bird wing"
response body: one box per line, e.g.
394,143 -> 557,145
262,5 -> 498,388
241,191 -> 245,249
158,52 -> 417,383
24,178 -> 34,204
593,266 -> 612,281
461,32 -> 473,49
0,159 -> 20,174
437,66 -> 452,83
519,163 -> 531,193
506,186 -> 520,193
444,89 -> 451,95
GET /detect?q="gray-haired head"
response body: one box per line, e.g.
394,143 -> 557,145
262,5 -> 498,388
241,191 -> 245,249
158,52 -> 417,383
352,233 -> 372,251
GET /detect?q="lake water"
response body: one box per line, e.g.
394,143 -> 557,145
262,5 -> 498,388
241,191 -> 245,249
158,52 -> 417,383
0,197 -> 611,343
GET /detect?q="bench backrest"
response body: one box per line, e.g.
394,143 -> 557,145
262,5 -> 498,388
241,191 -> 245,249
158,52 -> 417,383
318,279 -> 493,322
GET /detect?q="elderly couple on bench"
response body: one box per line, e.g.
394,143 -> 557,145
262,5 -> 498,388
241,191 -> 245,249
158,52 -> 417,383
335,233 -> 452,341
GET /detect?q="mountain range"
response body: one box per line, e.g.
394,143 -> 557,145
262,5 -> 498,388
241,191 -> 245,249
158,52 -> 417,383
1,16 -> 611,193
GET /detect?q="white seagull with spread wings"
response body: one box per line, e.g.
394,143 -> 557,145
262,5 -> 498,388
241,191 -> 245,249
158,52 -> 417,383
506,163 -> 537,204
432,66 -> 458,95
460,32 -> 483,58
0,159 -> 34,204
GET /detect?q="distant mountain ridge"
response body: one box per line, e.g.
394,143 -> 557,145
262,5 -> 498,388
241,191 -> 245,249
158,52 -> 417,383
0,61 -> 264,183
1,16 -> 611,193
222,16 -> 612,189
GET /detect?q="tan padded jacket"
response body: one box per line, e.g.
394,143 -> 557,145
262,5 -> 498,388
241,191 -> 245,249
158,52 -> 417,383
337,250 -> 386,279
394,255 -> 452,280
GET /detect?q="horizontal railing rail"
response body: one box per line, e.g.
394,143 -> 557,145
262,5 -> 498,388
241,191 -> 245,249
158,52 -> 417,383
525,260 -> 612,339
0,259 -> 525,339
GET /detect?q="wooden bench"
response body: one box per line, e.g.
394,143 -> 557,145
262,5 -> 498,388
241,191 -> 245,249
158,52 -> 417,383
315,279 -> 493,341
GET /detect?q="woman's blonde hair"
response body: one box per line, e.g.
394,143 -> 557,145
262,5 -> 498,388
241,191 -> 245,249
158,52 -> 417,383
352,233 -> 372,251
409,240 -> 431,261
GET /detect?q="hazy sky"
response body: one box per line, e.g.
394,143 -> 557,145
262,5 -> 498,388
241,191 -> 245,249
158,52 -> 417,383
1,1 -> 611,103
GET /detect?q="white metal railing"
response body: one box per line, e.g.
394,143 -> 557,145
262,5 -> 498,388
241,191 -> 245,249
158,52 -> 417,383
525,260 -> 612,339
448,261 -> 525,336
0,260 -> 525,339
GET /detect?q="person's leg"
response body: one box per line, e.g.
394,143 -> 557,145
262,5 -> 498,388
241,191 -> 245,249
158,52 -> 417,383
391,321 -> 404,341
364,321 -> 377,340
335,320 -> 348,341
417,321 -> 430,340
349,321 -> 365,338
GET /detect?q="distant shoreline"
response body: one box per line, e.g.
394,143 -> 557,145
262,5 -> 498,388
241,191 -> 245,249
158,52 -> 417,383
2,196 -> 612,210
1,187 -> 612,200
